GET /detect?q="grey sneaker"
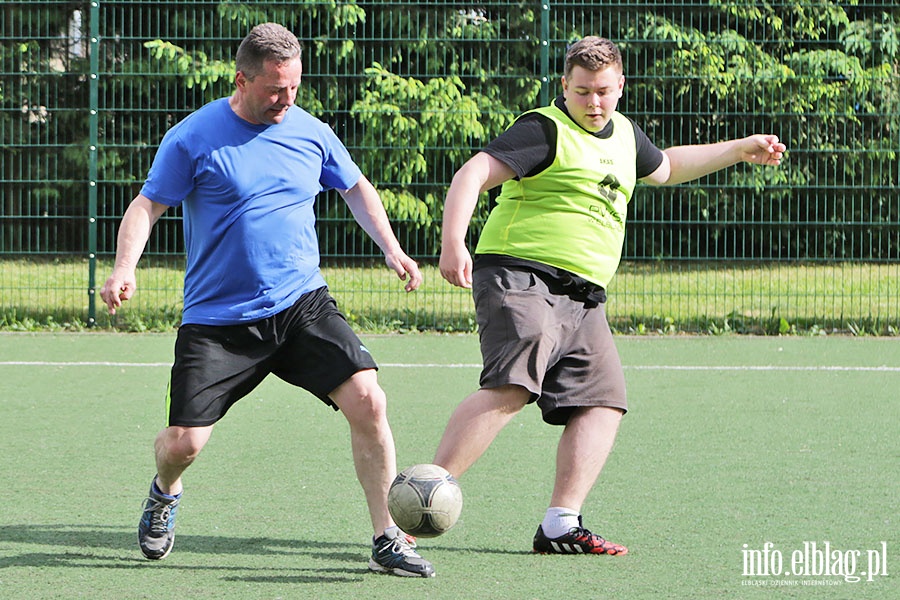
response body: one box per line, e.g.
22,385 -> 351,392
138,478 -> 180,560
368,527 -> 435,577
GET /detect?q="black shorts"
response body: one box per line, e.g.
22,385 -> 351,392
166,287 -> 377,427
472,264 -> 627,425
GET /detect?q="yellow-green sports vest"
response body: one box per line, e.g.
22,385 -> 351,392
475,105 -> 637,288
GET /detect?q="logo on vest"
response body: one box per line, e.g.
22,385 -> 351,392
589,173 -> 625,231
588,203 -> 625,231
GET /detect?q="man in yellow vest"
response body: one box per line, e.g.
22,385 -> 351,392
434,36 -> 786,554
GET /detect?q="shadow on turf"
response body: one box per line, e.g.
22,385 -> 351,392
0,523 -> 529,582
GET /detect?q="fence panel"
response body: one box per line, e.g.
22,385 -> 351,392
0,1 -> 897,333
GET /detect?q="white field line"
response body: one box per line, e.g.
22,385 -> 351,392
1,361 -> 899,372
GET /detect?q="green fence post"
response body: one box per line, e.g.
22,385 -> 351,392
540,2 -> 550,106
87,0 -> 100,327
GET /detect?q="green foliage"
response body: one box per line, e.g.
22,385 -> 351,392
143,40 -> 234,90
1,1 -> 897,296
622,1 -> 898,262
350,61 -> 510,232
342,6 -> 539,252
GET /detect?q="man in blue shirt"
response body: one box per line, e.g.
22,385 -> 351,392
100,22 -> 434,578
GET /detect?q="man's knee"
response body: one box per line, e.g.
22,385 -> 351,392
156,425 -> 212,463
331,370 -> 388,423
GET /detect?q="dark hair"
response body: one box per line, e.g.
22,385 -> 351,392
564,36 -> 623,78
235,23 -> 302,80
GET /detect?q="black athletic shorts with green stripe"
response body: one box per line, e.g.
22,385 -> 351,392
166,286 -> 377,427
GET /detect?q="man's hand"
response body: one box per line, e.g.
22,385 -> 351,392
385,251 -> 423,292
99,270 -> 137,315
439,241 -> 473,289
741,134 -> 787,166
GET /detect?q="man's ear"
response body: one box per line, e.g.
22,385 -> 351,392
234,70 -> 247,90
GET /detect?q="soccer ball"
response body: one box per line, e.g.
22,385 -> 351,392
388,464 -> 463,537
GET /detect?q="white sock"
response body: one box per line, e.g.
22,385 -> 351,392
541,507 -> 580,539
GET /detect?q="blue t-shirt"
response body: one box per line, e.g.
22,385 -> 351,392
141,98 -> 362,325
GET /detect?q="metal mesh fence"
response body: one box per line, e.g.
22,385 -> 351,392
1,1 -> 898,333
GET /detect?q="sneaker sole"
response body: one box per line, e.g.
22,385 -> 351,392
139,532 -> 174,560
367,558 -> 435,578
533,545 -> 628,555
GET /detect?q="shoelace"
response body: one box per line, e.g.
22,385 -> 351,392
385,537 -> 419,558
572,528 -> 604,545
144,498 -> 175,535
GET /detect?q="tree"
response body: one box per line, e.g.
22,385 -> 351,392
1,1 -> 896,264
0,2 -> 89,253
611,1 -> 899,261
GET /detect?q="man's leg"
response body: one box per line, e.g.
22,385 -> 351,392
330,369 -> 434,578
550,406 -> 622,510
154,424 -> 215,495
329,370 -> 396,535
139,424 -> 214,560
533,406 -> 628,555
433,384 -> 530,478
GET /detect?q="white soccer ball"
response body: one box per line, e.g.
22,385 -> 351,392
388,464 -> 463,537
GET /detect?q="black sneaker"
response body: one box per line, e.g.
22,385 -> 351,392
369,527 -> 435,577
533,516 -> 628,555
138,478 -> 180,560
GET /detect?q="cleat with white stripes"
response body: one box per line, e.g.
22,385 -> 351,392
532,516 -> 628,555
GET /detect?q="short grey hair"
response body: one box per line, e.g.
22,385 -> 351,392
235,23 -> 302,80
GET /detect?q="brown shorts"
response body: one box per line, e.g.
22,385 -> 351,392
472,264 -> 627,425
